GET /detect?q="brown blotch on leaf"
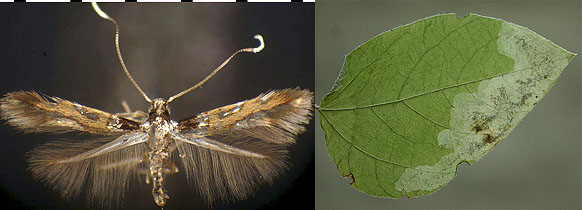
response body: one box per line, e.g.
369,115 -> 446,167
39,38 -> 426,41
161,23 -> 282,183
470,112 -> 496,134
345,173 -> 355,185
483,133 -> 495,144
520,93 -> 532,106
473,124 -> 484,133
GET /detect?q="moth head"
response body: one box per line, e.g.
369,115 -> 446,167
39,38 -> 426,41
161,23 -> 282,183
148,98 -> 171,118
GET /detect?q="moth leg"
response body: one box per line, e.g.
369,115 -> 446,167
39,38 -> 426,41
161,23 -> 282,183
165,161 -> 179,174
138,161 -> 179,185
118,111 -> 147,122
121,100 -> 132,113
137,168 -> 152,184
117,100 -> 148,122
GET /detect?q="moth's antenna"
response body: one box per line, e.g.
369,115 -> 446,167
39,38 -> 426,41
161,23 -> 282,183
91,2 -> 152,103
167,35 -> 265,103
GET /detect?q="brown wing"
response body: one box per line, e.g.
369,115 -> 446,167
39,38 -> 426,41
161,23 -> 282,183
0,91 -> 140,135
174,88 -> 313,206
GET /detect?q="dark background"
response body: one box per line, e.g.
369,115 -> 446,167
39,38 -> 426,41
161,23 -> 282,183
0,3 -> 314,210
316,1 -> 581,209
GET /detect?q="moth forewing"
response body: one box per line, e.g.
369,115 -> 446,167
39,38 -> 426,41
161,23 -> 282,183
0,91 -> 140,135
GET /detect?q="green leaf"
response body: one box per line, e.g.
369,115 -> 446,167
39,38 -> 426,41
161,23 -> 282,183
317,13 -> 575,198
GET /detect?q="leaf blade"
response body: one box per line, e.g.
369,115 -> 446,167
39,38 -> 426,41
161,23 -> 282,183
318,13 -> 575,198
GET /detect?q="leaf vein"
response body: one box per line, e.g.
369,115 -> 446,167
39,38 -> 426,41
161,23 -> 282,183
397,18 -> 479,99
319,110 -> 455,173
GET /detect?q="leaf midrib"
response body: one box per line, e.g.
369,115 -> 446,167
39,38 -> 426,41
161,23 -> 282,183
318,56 -> 570,111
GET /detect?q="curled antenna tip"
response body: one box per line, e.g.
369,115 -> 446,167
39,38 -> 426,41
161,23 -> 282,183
252,34 -> 265,53
91,2 -> 110,20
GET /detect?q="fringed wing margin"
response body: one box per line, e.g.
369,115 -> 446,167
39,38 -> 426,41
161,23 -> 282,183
0,91 -> 140,135
174,88 -> 313,206
27,132 -> 148,208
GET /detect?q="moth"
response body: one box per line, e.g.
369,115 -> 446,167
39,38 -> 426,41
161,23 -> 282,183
0,3 -> 313,208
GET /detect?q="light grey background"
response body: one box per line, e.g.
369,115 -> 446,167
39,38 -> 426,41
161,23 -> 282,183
316,1 -> 581,209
